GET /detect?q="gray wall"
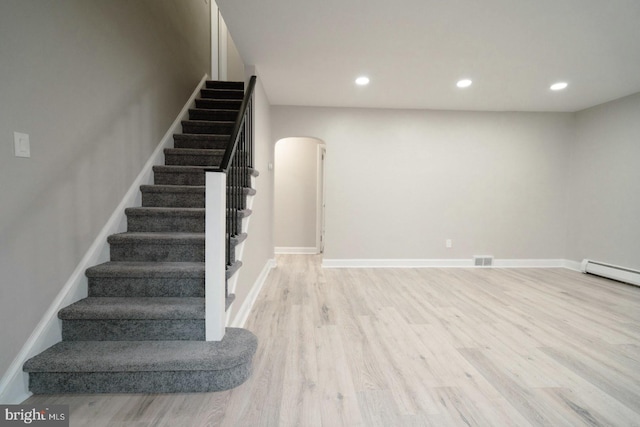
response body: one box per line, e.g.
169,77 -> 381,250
0,0 -> 209,377
274,138 -> 320,249
272,107 -> 575,261
567,93 -> 640,270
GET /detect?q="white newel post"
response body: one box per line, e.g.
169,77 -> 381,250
205,171 -> 226,341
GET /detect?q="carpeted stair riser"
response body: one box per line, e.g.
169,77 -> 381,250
127,207 -> 250,234
86,261 -> 240,298
89,277 -> 203,297
140,186 -> 255,209
108,235 -> 205,262
189,109 -> 239,121
164,148 -> 225,166
28,366 -> 251,394
164,148 -> 248,167
141,185 -> 205,208
62,319 -> 204,341
153,166 -> 209,186
182,120 -> 234,134
126,208 -> 205,233
108,233 -> 243,263
205,81 -> 244,90
173,134 -> 230,150
58,297 -> 204,341
199,89 -> 244,100
153,165 -> 256,186
195,99 -> 241,110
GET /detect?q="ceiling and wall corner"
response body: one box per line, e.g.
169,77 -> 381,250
216,0 -> 640,112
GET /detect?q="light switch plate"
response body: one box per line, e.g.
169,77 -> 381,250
14,132 -> 30,158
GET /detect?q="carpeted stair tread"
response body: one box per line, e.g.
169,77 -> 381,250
141,184 -> 206,193
181,120 -> 234,135
164,148 -> 229,167
24,328 -> 257,373
189,109 -> 239,121
165,148 -> 226,156
86,261 -> 204,278
194,98 -> 242,110
228,208 -> 252,219
173,134 -> 230,150
200,88 -> 244,100
230,186 -> 257,196
58,297 -> 204,320
153,165 -> 258,186
108,232 -> 204,244
205,81 -> 244,90
226,261 -> 242,279
87,261 -> 240,280
230,233 -> 248,246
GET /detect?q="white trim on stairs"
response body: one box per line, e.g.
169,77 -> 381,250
0,75 -> 209,404
228,258 -> 276,328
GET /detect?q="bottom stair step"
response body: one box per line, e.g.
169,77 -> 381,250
23,328 -> 257,394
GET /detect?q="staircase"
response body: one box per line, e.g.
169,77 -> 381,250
22,80 -> 258,394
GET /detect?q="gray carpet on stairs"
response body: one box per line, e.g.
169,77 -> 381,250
24,328 -> 257,393
23,80 -> 257,394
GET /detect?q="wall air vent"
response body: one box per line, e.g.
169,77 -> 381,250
580,259 -> 640,287
474,256 -> 493,267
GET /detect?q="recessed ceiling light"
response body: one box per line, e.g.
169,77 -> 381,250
550,82 -> 568,91
456,79 -> 472,88
355,76 -> 370,86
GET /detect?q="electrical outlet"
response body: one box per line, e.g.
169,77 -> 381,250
446,239 -> 452,248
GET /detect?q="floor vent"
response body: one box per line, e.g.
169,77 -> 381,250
581,259 -> 640,287
474,256 -> 493,267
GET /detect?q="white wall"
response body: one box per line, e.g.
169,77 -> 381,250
0,0 -> 209,379
274,138 -> 320,250
567,93 -> 640,270
272,107 -> 575,261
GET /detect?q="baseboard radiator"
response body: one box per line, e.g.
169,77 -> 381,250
581,259 -> 640,287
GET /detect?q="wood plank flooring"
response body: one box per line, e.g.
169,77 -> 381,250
25,255 -> 640,426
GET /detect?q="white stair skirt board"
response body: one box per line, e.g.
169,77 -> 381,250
228,258 -> 277,328
275,247 -> 318,254
322,259 -> 570,269
225,174 -> 258,327
0,75 -> 209,404
581,259 -> 640,287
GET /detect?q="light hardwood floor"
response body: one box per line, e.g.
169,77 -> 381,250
25,255 -> 640,426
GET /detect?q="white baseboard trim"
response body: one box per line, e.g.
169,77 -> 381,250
0,75 -> 208,405
275,247 -> 318,254
492,259 -> 566,268
322,258 -> 576,269
563,259 -> 583,272
228,258 -> 276,328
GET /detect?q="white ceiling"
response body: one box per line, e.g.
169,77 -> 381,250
216,0 -> 640,112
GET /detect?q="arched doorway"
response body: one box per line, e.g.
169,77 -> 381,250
274,137 -> 326,254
